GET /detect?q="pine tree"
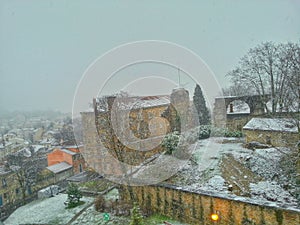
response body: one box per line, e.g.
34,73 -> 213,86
130,202 -> 144,225
193,84 -> 211,125
66,183 -> 83,208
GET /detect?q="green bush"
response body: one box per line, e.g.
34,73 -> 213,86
198,125 -> 211,139
198,126 -> 243,138
224,130 -> 243,138
210,126 -> 226,137
162,131 -> 180,154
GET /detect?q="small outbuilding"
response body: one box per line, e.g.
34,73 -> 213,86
243,118 -> 299,148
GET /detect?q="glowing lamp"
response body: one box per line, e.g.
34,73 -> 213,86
211,213 -> 219,221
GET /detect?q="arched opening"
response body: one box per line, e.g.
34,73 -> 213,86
227,100 -> 250,114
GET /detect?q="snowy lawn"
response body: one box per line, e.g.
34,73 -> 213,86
4,194 -> 94,225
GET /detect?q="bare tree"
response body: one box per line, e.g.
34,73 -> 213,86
227,42 -> 300,115
227,41 -> 300,203
94,92 -> 138,202
54,119 -> 77,146
5,147 -> 46,200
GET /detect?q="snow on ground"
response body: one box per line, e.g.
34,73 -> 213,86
172,137 -> 299,208
4,194 -> 94,225
4,137 -> 299,224
250,181 -> 298,206
71,205 -> 130,225
236,147 -> 290,181
4,190 -> 188,225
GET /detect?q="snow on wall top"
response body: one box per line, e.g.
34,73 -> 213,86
243,118 -> 298,133
95,95 -> 170,112
131,95 -> 170,109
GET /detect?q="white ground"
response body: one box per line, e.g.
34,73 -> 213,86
4,190 -> 188,225
175,137 -> 299,208
4,137 -> 299,224
4,194 -> 94,225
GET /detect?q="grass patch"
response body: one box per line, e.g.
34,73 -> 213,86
48,217 -> 63,225
80,179 -> 114,192
65,200 -> 85,209
144,214 -> 177,224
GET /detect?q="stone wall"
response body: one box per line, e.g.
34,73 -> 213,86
81,111 -> 120,176
121,184 -> 300,225
0,193 -> 37,221
226,114 -> 251,131
95,104 -> 169,165
243,129 -> 299,148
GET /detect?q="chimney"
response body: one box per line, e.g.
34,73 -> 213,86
106,96 -> 116,111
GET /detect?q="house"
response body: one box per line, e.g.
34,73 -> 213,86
46,162 -> 73,183
0,166 -> 18,207
46,146 -> 86,182
243,118 -> 299,147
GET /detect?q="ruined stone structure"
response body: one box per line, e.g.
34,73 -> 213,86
213,94 -> 271,130
121,184 -> 300,225
94,95 -> 170,166
81,88 -> 196,176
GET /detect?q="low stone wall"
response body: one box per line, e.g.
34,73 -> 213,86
121,184 -> 300,225
226,113 -> 250,131
243,129 -> 299,148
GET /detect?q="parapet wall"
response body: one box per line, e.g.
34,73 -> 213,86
121,184 -> 300,225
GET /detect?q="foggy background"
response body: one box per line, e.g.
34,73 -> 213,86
0,0 -> 299,112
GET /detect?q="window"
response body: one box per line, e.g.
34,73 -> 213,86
27,186 -> 32,195
2,178 -> 7,187
79,164 -> 83,173
266,135 -> 271,145
237,125 -> 242,131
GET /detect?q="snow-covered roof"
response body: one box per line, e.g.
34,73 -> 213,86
44,131 -> 58,136
131,95 -> 170,109
46,162 -> 72,174
0,165 -> 10,175
96,95 -> 170,112
40,138 -> 57,145
61,149 -> 77,155
18,148 -> 32,157
65,145 -> 82,149
67,171 -> 90,182
33,145 -> 45,153
243,118 -> 298,133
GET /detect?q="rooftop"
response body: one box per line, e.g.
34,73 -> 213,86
46,162 -> 72,174
96,95 -> 170,112
243,118 -> 298,133
61,149 -> 77,155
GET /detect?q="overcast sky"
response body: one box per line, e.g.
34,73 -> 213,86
1,0 -> 299,112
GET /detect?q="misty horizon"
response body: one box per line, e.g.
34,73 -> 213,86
1,1 -> 300,112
